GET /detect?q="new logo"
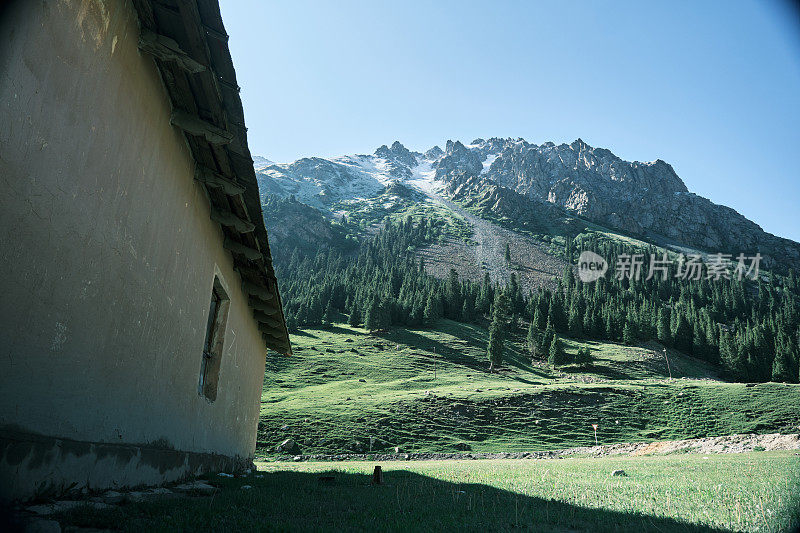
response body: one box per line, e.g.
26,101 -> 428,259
578,251 -> 608,283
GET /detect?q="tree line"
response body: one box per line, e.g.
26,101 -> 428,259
273,212 -> 800,383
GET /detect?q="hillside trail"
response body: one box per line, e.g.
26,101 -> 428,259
407,167 -> 565,292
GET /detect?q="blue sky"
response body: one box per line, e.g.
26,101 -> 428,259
220,1 -> 800,242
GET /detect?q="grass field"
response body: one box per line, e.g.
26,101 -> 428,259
57,452 -> 800,532
258,320 -> 800,456
50,321 -> 800,532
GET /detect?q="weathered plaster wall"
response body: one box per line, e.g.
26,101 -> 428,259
0,0 -> 268,500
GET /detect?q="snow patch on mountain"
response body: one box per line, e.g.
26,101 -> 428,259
481,153 -> 499,174
407,159 -> 440,194
255,142 -> 446,211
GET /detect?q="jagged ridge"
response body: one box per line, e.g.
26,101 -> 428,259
255,138 -> 800,269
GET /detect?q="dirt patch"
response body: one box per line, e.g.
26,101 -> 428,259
416,193 -> 567,293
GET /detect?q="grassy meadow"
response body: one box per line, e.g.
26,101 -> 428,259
52,320 -> 800,532
57,452 -> 800,532
258,320 -> 800,456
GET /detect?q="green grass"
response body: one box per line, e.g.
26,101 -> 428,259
51,321 -> 800,532
259,321 -> 800,456
57,452 -> 800,532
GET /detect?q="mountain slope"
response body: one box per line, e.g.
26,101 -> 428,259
256,138 -> 800,270
436,138 -> 800,266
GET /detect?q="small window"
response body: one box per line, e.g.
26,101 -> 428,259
199,277 -> 230,401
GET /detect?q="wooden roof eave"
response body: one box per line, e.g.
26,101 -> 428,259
131,0 -> 291,356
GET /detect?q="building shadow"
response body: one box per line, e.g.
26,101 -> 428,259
49,468 -> 744,532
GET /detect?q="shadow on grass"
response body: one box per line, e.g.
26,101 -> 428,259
323,324 -> 368,336
375,321 -> 549,384
378,329 -> 541,385
53,469 -> 732,533
448,323 -> 551,380
288,330 -> 318,339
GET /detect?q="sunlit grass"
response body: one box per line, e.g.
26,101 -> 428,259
58,452 -> 800,532
259,321 -> 800,456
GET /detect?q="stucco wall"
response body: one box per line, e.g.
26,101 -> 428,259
0,0 -> 268,499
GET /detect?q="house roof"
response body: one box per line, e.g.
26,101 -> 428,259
131,0 -> 291,355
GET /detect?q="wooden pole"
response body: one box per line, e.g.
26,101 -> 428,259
372,465 -> 383,485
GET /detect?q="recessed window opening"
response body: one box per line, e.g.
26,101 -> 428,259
199,276 -> 230,401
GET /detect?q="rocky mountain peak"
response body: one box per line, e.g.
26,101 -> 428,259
428,137 -> 797,261
425,145 -> 444,159
376,140 -> 417,168
253,134 -> 800,268
436,140 -> 482,179
570,138 -> 588,149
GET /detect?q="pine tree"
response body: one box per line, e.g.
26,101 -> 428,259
526,320 -> 538,358
486,292 -> 511,371
446,268 -> 461,318
548,335 -> 565,366
508,273 -> 522,313
672,312 -> 692,353
364,298 -> 379,331
548,296 -> 568,333
533,306 -> 545,330
719,331 -> 745,379
487,322 -> 503,372
492,290 -> 511,322
423,293 -> 442,324
562,265 -> 574,290
323,301 -> 335,324
476,273 -> 492,315
461,298 -> 473,323
285,312 -> 298,332
348,305 -> 361,327
504,243 -> 511,265
575,347 -> 593,366
582,308 -> 595,337
771,345 -> 793,382
604,313 -> 615,340
772,333 -> 798,383
377,295 -> 392,330
692,321 -> 707,357
568,302 -> 582,338
540,321 -> 555,355
623,322 -> 636,345
657,308 -> 671,346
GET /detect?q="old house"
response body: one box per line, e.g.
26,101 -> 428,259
0,0 -> 291,501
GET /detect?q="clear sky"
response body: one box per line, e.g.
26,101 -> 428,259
219,0 -> 800,242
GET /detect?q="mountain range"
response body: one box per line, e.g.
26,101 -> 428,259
256,138 -> 799,270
